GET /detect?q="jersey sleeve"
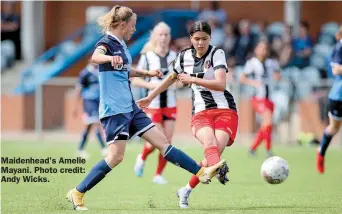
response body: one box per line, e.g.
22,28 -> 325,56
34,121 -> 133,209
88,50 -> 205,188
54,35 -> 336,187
330,44 -> 342,67
173,52 -> 184,74
136,54 -> 148,70
242,60 -> 254,75
95,36 -> 111,53
212,49 -> 228,73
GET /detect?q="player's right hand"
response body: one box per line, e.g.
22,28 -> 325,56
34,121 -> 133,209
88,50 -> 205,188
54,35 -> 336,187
111,56 -> 123,67
136,97 -> 152,109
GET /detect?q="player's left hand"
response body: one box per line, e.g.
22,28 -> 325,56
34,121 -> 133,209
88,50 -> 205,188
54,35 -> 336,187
146,70 -> 162,78
177,73 -> 194,84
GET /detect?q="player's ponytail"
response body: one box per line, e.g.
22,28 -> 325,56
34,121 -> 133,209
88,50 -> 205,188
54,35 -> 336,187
141,22 -> 171,54
97,5 -> 136,34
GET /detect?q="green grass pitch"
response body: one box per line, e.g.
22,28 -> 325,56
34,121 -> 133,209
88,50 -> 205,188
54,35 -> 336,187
1,139 -> 342,214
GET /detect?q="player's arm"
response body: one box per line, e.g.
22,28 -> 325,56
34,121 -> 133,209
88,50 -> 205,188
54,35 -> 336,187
129,67 -> 162,78
239,60 -> 263,88
148,72 -> 178,99
178,69 -> 227,91
131,77 -> 159,90
91,45 -> 123,67
91,46 -> 112,64
331,64 -> 342,75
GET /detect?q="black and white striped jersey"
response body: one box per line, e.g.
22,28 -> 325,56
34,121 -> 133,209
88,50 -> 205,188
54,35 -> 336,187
243,57 -> 280,99
137,50 -> 177,108
173,45 -> 236,114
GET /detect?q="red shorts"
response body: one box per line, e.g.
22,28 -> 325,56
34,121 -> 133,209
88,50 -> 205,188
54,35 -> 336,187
144,107 -> 177,124
251,97 -> 274,114
191,108 -> 239,147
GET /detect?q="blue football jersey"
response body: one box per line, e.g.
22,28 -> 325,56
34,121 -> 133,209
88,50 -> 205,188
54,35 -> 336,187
95,33 -> 134,119
329,40 -> 342,101
78,64 -> 100,101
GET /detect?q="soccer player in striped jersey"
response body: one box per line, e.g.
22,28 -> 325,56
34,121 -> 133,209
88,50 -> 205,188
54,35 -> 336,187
132,22 -> 178,185
66,6 -> 227,210
73,62 -> 107,159
137,21 -> 238,208
240,39 -> 280,158
316,26 -> 342,174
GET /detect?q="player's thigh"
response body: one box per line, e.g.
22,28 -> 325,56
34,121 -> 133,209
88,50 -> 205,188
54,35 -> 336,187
328,99 -> 342,129
329,116 -> 342,131
100,113 -> 130,144
214,130 -> 230,154
83,99 -> 100,125
145,123 -> 163,149
261,109 -> 273,126
105,140 -> 127,167
195,127 -> 217,148
191,111 -> 215,147
141,126 -> 169,151
214,109 -> 239,147
163,120 -> 176,141
162,107 -> 177,141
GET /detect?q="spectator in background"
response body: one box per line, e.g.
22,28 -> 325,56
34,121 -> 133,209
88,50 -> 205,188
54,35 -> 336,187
197,1 -> 227,26
1,1 -> 21,60
207,17 -> 225,48
291,21 -> 313,69
232,19 -> 255,66
223,23 -> 237,62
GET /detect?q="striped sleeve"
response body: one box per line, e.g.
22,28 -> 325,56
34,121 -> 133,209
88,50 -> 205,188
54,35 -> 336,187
212,49 -> 228,73
173,52 -> 184,74
243,59 -> 254,75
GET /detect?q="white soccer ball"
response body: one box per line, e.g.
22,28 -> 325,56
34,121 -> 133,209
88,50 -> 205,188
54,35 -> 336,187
261,156 -> 289,184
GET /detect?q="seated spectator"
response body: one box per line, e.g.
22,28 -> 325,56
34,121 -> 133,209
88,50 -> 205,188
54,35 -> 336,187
1,1 -> 21,60
291,21 -> 313,69
197,1 -> 227,27
222,23 -> 237,60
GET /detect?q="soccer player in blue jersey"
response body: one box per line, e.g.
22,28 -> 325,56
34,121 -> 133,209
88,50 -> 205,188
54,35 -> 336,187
73,62 -> 107,159
316,26 -> 342,174
66,5 -> 227,210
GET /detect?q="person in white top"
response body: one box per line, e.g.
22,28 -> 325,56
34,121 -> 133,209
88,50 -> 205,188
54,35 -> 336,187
240,39 -> 281,158
132,22 -> 178,185
137,20 -> 237,209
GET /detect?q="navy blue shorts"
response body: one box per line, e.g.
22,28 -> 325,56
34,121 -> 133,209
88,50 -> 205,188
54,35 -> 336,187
328,99 -> 342,121
100,107 -> 155,144
82,99 -> 99,124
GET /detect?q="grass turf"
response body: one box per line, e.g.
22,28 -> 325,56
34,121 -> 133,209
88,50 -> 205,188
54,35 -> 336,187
1,139 -> 342,214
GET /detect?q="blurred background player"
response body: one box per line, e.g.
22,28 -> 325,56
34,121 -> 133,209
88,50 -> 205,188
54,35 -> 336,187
316,26 -> 342,174
132,22 -> 178,185
137,21 -> 238,209
240,39 -> 281,158
73,62 -> 107,159
67,6 -> 227,210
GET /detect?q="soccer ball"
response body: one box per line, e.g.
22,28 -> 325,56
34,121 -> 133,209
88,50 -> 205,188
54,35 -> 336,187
261,156 -> 289,184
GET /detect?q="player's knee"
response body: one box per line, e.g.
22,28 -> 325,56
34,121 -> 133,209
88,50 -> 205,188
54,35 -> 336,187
327,123 -> 340,135
107,153 -> 124,166
202,135 -> 217,148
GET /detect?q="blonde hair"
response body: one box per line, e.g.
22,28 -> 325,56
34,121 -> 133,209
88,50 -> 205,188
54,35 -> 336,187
97,5 -> 136,33
140,22 -> 171,54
